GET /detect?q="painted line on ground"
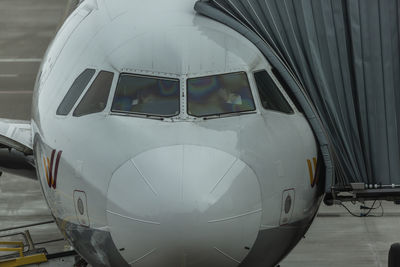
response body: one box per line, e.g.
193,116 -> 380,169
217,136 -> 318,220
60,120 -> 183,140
0,74 -> 19,78
0,58 -> 42,63
0,90 -> 33,94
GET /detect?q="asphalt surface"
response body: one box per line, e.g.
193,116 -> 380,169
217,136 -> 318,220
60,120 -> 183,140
0,1 -> 399,266
0,0 -> 68,120
0,173 -> 68,256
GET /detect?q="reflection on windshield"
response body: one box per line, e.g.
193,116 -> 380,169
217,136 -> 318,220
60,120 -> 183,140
187,72 -> 255,117
112,74 -> 180,117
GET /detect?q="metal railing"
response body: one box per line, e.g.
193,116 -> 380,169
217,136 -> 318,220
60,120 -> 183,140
0,241 -> 24,257
0,220 -> 54,233
0,222 -> 57,266
0,220 -> 77,266
0,221 -> 58,261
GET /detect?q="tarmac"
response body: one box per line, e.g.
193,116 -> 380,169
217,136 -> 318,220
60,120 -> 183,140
0,0 -> 68,120
281,202 -> 400,267
0,1 -> 399,266
0,0 -> 71,258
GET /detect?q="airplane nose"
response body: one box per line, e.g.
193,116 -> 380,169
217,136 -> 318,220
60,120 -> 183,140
106,145 -> 262,267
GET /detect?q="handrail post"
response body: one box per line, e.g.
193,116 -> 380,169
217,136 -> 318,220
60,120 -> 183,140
25,230 -> 35,250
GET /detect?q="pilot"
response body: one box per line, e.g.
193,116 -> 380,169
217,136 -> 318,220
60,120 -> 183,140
139,88 -> 159,104
217,87 -> 242,105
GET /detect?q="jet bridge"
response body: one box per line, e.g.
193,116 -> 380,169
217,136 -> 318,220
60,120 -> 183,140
195,0 -> 400,202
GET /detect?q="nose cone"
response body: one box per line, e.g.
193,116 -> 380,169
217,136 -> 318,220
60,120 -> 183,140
107,145 -> 262,267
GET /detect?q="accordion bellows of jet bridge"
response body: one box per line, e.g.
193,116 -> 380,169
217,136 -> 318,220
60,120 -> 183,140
0,0 -> 324,266
195,0 -> 400,192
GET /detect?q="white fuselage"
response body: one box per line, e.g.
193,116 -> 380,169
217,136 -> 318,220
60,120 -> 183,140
31,0 -> 322,266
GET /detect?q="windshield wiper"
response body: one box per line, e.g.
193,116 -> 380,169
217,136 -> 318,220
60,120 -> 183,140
110,112 -> 165,121
203,111 -> 256,120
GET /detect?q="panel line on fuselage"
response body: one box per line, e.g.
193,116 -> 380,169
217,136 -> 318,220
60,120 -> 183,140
213,247 -> 241,263
130,159 -> 159,196
128,248 -> 157,265
106,209 -> 161,225
207,208 -> 262,223
209,158 -> 238,194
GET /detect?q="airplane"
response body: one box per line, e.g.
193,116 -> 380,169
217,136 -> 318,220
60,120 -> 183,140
0,0 -> 324,266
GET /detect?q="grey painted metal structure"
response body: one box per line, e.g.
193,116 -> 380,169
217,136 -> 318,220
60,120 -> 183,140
195,0 -> 400,191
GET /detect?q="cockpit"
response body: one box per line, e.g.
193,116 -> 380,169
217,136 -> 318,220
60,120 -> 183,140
56,68 -> 297,121
112,74 -> 180,117
187,72 -> 255,117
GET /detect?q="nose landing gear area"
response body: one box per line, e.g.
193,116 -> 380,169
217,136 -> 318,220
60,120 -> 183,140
106,145 -> 262,266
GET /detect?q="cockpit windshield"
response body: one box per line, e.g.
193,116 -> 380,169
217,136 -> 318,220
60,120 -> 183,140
187,72 -> 256,117
112,74 -> 180,117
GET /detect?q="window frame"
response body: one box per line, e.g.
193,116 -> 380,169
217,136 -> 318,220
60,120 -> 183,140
56,68 -> 96,116
72,70 -> 115,117
110,73 -> 181,119
270,68 -> 303,113
252,69 -> 295,115
186,71 -> 257,118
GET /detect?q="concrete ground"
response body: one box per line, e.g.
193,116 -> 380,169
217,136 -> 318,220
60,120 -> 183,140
0,172 -> 68,255
0,0 -> 71,258
0,0 -> 399,267
282,202 -> 400,267
0,0 -> 68,120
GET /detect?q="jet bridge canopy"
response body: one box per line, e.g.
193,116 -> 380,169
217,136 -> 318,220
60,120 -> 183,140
194,0 -> 400,199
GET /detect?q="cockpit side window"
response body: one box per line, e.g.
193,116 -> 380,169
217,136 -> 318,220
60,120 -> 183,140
56,69 -> 95,116
187,72 -> 256,117
253,70 -> 294,114
111,74 -> 180,117
271,68 -> 303,113
73,71 -> 114,117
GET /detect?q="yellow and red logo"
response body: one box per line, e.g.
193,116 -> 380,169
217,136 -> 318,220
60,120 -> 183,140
43,150 -> 62,189
307,157 -> 318,188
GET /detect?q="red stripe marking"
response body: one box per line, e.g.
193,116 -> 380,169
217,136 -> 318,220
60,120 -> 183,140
53,151 -> 62,189
49,150 -> 56,187
313,157 -> 319,186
